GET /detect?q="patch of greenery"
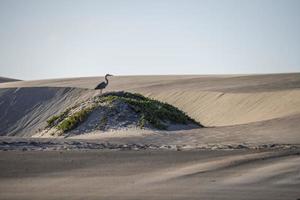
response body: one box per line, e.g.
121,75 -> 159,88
96,95 -> 118,104
98,91 -> 201,130
57,107 -> 94,132
46,91 -> 201,134
138,114 -> 146,128
46,107 -> 72,127
47,115 -> 60,126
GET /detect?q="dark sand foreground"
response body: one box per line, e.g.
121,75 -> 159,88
0,149 -> 300,200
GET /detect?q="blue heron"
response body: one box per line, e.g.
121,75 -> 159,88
95,74 -> 113,95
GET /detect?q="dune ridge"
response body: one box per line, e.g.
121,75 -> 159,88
145,89 -> 300,126
0,77 -> 20,83
0,73 -> 299,137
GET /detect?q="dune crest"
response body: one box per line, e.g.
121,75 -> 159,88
0,73 -> 300,136
145,89 -> 300,126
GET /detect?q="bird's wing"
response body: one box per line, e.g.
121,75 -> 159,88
95,81 -> 106,89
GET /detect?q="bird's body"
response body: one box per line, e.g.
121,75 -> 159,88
95,81 -> 107,90
95,74 -> 113,95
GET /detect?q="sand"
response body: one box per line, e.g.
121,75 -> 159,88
0,73 -> 300,199
0,77 -> 20,83
0,149 -> 299,200
0,73 -> 300,135
0,87 -> 95,136
0,73 -> 300,130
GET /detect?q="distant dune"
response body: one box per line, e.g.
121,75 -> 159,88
0,73 -> 300,144
0,76 -> 20,83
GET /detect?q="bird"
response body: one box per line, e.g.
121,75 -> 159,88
95,74 -> 113,95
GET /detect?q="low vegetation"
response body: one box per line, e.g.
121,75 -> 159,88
46,115 -> 60,126
100,91 -> 200,130
45,91 -> 201,135
46,107 -> 72,127
57,107 -> 94,132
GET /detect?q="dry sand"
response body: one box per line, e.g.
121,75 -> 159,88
0,73 -> 300,199
0,73 -> 300,137
0,150 -> 299,200
1,74 -> 300,128
0,77 -> 20,83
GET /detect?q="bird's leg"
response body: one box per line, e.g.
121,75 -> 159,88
100,89 -> 102,95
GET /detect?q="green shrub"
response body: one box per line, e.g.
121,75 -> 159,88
138,114 -> 146,128
48,91 -> 201,133
98,91 -> 201,130
46,107 -> 72,127
47,115 -> 59,127
97,95 -> 118,104
57,107 -> 93,132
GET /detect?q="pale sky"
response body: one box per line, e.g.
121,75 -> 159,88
0,0 -> 300,80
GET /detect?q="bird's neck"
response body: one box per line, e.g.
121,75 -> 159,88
105,76 -> 109,84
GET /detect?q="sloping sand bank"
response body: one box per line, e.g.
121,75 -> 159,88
0,87 -> 95,136
146,89 -> 300,126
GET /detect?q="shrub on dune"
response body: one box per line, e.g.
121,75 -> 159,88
45,91 -> 202,135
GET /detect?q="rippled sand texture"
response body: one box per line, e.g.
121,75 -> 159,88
0,150 -> 299,200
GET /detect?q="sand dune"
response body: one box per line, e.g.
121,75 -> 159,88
0,76 -> 20,83
1,73 -> 299,92
0,73 -> 299,136
146,89 -> 300,126
0,87 -> 95,136
69,113 -> 300,146
1,73 -> 300,200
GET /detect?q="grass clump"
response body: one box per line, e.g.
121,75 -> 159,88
57,107 -> 94,132
46,107 -> 72,127
99,91 -> 201,130
138,114 -> 146,128
97,95 -> 118,104
45,91 -> 201,134
47,115 -> 60,126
